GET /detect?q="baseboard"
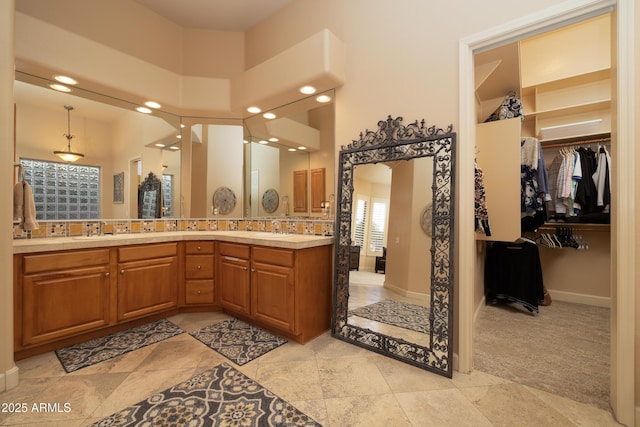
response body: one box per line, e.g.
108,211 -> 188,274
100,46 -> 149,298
635,405 -> 640,427
546,289 -> 610,308
383,282 -> 429,305
0,365 -> 19,392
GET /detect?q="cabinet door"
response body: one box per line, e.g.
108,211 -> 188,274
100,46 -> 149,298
117,256 -> 178,321
475,118 -> 522,242
251,261 -> 295,333
218,255 -> 251,315
22,265 -> 112,346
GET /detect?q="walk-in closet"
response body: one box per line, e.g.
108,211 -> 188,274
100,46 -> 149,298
472,12 -> 613,410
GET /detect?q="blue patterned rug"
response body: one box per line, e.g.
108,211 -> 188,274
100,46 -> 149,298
89,363 -> 321,426
190,318 -> 288,365
55,319 -> 185,373
349,299 -> 431,334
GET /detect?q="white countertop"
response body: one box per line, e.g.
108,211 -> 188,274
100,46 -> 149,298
13,231 -> 335,254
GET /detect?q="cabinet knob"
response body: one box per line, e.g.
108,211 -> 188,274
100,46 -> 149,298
197,290 -> 202,295
105,272 -> 110,277
197,265 -> 201,270
120,269 -> 125,274
242,267 -> 248,271
251,268 -> 255,272
197,246 -> 201,251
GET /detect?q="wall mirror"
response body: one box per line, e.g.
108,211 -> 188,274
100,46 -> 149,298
242,90 -> 334,218
138,172 -> 162,218
14,71 -> 182,220
332,116 -> 456,378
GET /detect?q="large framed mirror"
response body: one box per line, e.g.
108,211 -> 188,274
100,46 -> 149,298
332,116 -> 455,378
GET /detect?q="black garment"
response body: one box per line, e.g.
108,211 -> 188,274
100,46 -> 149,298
574,147 -> 598,214
484,241 -> 545,313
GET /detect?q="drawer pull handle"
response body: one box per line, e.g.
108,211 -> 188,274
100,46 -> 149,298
224,256 -> 240,261
242,267 -> 248,271
120,269 -> 125,274
251,268 -> 255,272
105,272 -> 110,277
197,290 -> 202,295
197,246 -> 201,251
197,265 -> 201,270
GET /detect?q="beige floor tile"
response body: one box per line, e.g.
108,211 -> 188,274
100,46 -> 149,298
460,383 -> 575,427
289,399 -> 328,426
325,394 -> 411,427
256,359 -> 323,402
317,357 -> 390,398
451,369 -> 512,388
133,334 -> 211,372
395,388 -> 494,427
373,355 -> 455,393
15,352 -> 67,379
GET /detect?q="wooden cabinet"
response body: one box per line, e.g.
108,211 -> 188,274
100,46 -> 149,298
184,241 -> 215,305
251,246 -> 295,333
217,242 -> 332,343
16,249 -> 114,348
117,243 -> 178,321
218,242 -> 251,315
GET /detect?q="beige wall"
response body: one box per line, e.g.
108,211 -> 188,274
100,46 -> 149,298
635,0 -> 640,412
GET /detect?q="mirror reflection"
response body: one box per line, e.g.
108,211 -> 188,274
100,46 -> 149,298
347,158 -> 433,347
243,90 -> 335,218
14,71 -> 182,220
332,116 -> 455,378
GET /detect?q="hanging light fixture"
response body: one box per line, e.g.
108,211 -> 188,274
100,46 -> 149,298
54,105 -> 84,162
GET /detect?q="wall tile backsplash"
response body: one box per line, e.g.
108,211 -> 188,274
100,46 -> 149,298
13,218 -> 334,239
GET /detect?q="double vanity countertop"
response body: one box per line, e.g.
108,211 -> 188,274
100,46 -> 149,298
13,231 -> 335,254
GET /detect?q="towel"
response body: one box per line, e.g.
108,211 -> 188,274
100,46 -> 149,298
14,181 -> 39,231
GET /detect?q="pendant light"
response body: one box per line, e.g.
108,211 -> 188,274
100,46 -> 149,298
54,105 -> 84,162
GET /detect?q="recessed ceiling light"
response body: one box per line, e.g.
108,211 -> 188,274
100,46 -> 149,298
316,94 -> 332,103
288,148 -> 297,152
263,112 -> 276,119
145,101 -> 161,109
300,85 -> 316,94
243,139 -> 249,144
297,146 -> 307,150
258,140 -> 268,144
54,75 -> 77,85
176,134 -> 182,139
169,146 -> 180,150
49,84 -> 71,92
136,106 -> 152,114
155,143 -> 166,147
247,106 -> 261,114
268,137 -> 279,142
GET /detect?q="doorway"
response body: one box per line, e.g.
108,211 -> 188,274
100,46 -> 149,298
458,0 -> 635,425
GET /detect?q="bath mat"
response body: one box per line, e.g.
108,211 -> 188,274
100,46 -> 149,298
55,318 -> 185,373
349,299 -> 431,334
88,362 -> 320,426
189,318 -> 287,365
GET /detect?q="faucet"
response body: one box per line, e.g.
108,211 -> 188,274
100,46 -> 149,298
271,219 -> 282,234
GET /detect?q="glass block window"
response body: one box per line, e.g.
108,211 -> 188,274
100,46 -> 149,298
162,174 -> 173,217
20,158 -> 101,220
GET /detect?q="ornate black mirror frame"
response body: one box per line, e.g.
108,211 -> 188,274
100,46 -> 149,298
331,115 -> 456,378
138,172 -> 162,219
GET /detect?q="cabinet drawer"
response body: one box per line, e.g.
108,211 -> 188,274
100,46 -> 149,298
252,246 -> 294,267
23,249 -> 110,274
119,243 -> 177,262
185,280 -> 215,304
185,241 -> 214,255
219,242 -> 250,259
185,255 -> 214,279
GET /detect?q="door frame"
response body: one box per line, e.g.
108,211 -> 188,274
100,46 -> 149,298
457,0 -> 635,425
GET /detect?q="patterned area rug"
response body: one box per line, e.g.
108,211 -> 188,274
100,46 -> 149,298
89,362 -> 321,426
55,319 -> 185,373
349,299 -> 431,334
190,318 -> 288,365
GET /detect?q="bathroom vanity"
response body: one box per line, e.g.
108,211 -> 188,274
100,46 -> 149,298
13,232 -> 333,360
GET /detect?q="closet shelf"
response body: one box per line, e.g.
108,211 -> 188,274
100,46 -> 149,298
523,100 -> 610,121
538,223 -> 610,233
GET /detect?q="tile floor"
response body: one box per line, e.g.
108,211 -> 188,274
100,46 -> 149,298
0,311 -> 622,426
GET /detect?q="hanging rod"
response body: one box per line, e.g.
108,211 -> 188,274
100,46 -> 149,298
541,133 -> 611,150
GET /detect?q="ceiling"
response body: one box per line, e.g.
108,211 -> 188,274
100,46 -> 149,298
134,0 -> 293,31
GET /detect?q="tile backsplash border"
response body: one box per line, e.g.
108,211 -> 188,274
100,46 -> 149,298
13,218 -> 335,239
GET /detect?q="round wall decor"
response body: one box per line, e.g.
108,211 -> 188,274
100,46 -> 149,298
420,203 -> 433,236
212,186 -> 236,215
262,188 -> 279,213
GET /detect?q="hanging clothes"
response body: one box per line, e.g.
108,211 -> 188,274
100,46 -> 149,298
520,137 -> 548,232
483,93 -> 524,123
484,240 -> 545,313
475,162 -> 491,236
